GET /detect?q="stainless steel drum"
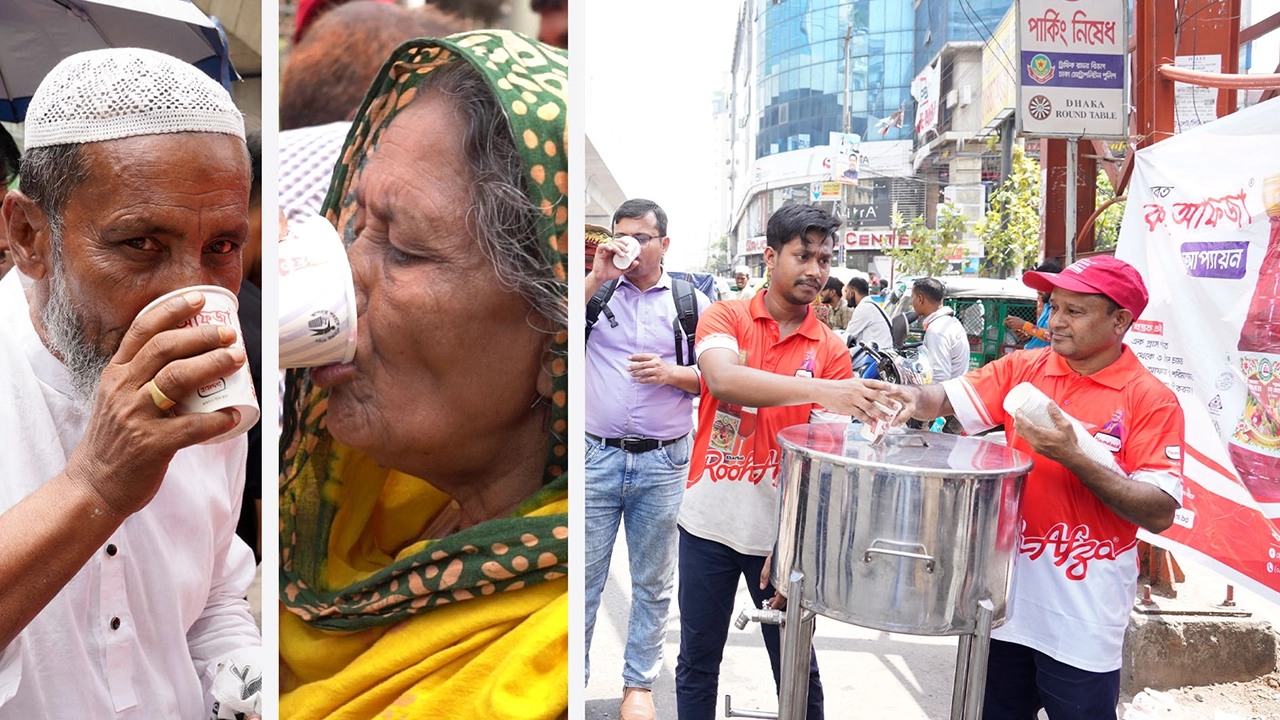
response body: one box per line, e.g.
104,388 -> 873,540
773,425 -> 1032,636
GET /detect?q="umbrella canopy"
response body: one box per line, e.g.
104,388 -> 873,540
0,0 -> 235,122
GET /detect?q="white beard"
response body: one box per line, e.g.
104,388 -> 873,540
41,243 -> 113,414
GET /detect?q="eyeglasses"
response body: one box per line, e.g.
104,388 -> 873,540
628,234 -> 662,246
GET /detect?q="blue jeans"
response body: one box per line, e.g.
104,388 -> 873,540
982,639 -> 1120,720
583,432 -> 690,689
675,528 -> 824,720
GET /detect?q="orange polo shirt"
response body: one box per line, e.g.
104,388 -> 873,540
678,290 -> 853,555
944,345 -> 1185,672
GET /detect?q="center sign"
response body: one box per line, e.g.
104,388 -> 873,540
1016,0 -> 1128,139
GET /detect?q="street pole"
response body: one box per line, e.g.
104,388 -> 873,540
1066,138 -> 1078,265
843,24 -> 852,134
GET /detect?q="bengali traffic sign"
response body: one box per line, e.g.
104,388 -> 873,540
1016,0 -> 1128,139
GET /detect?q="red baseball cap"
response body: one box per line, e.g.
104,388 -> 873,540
1022,256 -> 1149,318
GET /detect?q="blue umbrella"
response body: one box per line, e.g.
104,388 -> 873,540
0,0 -> 236,122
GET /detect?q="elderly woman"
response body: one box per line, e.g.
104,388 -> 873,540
278,31 -> 568,719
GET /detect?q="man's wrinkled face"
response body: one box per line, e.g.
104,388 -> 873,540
735,272 -> 749,290
37,134 -> 250,407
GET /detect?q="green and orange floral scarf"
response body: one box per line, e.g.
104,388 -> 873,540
279,30 -> 568,632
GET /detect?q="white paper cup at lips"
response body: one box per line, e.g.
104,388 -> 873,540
138,285 -> 260,445
610,236 -> 641,269
279,215 -> 358,369
1003,382 -> 1123,474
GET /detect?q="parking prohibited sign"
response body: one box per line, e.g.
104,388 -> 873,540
1016,0 -> 1128,139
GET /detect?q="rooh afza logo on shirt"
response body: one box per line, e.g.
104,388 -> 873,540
1093,408 -> 1126,453
698,448 -> 780,487
1019,520 -> 1137,580
794,350 -> 816,378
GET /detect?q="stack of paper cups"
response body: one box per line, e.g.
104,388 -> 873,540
138,286 -> 261,445
859,400 -> 903,444
279,215 -> 359,369
1003,382 -> 1123,474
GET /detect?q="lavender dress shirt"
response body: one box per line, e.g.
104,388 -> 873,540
585,271 -> 711,440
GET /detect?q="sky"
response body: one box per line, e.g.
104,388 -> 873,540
584,0 -> 1280,273
584,1 -> 741,271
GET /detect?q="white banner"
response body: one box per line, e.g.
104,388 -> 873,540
1016,0 -> 1127,138
1115,97 -> 1280,602
912,60 -> 940,140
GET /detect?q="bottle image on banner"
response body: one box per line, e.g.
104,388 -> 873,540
1228,173 -> 1280,501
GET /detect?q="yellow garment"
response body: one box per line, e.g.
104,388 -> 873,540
280,579 -> 568,719
280,449 -> 569,719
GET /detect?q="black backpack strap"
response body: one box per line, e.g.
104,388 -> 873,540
585,279 -> 619,343
671,277 -> 699,366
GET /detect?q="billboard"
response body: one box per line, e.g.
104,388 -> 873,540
1115,98 -> 1280,602
982,7 -> 1018,129
1016,0 -> 1128,138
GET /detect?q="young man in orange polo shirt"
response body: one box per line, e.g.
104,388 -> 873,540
675,204 -> 892,720
880,256 -> 1183,720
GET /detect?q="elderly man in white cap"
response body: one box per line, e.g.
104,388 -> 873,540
730,264 -> 756,301
0,49 -> 261,718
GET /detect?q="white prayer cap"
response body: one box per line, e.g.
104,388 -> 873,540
24,48 -> 245,150
734,265 -> 752,275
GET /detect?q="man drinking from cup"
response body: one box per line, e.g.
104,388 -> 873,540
0,49 -> 261,717
875,256 -> 1183,720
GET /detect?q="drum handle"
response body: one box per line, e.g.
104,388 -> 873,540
863,539 -> 936,573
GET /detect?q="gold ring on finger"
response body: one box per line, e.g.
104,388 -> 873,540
146,379 -> 177,411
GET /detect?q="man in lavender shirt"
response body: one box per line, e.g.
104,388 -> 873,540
584,198 -> 711,720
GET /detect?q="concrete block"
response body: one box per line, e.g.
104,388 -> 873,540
1122,612 -> 1278,693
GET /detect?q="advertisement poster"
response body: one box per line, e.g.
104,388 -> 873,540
1016,0 -> 1127,138
982,6 -> 1018,129
1115,97 -> 1280,602
809,182 -> 842,201
829,131 -> 862,185
911,60 -> 940,141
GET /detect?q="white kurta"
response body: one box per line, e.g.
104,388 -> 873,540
0,270 -> 260,718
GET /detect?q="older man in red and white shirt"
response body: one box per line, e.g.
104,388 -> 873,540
881,256 -> 1182,720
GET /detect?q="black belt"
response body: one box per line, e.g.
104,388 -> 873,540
587,432 -> 682,454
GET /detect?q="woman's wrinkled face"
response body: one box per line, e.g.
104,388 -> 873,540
316,93 -> 551,478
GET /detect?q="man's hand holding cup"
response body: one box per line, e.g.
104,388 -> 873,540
67,288 -> 256,517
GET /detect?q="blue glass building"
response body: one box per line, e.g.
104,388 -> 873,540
753,0 -> 915,159
914,0 -> 1016,74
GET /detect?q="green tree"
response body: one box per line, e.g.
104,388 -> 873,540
1094,170 -> 1125,251
885,203 -> 966,276
974,145 -> 1041,277
702,234 -> 730,275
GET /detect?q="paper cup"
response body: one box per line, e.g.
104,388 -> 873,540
859,400 -> 902,443
1003,382 -> 1055,429
610,236 -> 640,269
278,215 -> 358,368
1003,382 -> 1123,473
138,285 -> 260,445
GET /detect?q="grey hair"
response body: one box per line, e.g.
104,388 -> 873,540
19,143 -> 89,241
396,60 -> 565,332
